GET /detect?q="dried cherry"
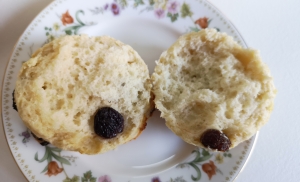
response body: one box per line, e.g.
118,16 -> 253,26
201,129 -> 231,151
94,107 -> 124,139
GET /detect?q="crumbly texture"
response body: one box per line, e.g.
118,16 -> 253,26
15,35 -> 154,154
151,29 -> 276,149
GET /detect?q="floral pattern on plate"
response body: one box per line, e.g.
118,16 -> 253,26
44,10 -> 95,43
18,129 -> 234,181
2,0 -> 255,182
45,0 -> 218,43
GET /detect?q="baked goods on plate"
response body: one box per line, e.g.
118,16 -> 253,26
151,29 -> 276,151
15,35 -> 154,154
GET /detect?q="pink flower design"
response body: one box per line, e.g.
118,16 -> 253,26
155,9 -> 165,18
98,175 -> 112,182
168,1 -> 180,14
111,3 -> 120,15
104,4 -> 109,10
20,130 -> 30,138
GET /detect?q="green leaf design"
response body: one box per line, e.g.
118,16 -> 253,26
201,149 -> 210,157
208,19 -> 212,25
181,3 -> 193,18
83,170 -> 91,179
167,12 -> 179,22
41,163 -> 49,173
196,154 -> 213,163
64,25 -> 83,35
189,162 -> 201,181
228,153 -> 232,158
36,146 -> 52,173
81,170 -> 96,182
168,176 -> 187,182
134,0 -> 144,7
34,152 -> 38,160
51,151 -> 71,165
72,177 -> 80,182
75,10 -> 85,26
65,30 -> 73,35
46,32 -> 49,36
45,27 -> 48,30
223,153 -> 227,157
217,168 -> 223,175
34,147 -> 49,162
63,175 -> 80,182
35,146 -> 71,174
64,26 -> 75,31
190,27 -> 200,32
191,149 -> 200,163
74,25 -> 83,35
171,176 -> 187,182
117,0 -> 128,8
48,35 -> 55,42
50,147 -> 62,152
63,179 -> 70,182
149,0 -> 155,5
214,27 -> 220,32
47,153 -> 52,164
176,163 -> 189,169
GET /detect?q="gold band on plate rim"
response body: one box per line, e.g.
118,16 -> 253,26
1,0 -> 258,181
1,1 -> 54,181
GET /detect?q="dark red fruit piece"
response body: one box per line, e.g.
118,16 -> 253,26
94,107 -> 124,139
12,90 -> 18,112
201,129 -> 231,151
31,132 -> 50,146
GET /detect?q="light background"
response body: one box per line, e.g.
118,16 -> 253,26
1,0 -> 299,181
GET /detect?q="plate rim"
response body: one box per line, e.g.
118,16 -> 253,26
1,0 -> 258,181
1,35 -> 31,182
204,1 -> 259,181
1,1 -> 55,181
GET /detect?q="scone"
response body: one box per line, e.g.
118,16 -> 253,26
15,35 -> 154,154
151,29 -> 276,151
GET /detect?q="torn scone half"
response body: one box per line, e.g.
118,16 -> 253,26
15,35 -> 154,154
151,29 -> 276,151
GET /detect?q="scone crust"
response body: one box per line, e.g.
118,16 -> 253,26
15,35 -> 154,154
151,29 -> 276,149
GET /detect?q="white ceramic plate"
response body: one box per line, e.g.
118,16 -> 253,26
2,0 -> 257,181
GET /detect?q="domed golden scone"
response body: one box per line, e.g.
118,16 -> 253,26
151,29 -> 276,151
15,35 -> 154,154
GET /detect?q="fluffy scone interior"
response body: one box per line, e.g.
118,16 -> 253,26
15,35 -> 154,154
151,29 -> 276,150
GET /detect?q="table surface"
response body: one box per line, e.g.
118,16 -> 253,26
1,0 -> 299,181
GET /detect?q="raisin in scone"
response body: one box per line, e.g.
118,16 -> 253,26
151,29 -> 276,151
15,35 -> 154,154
